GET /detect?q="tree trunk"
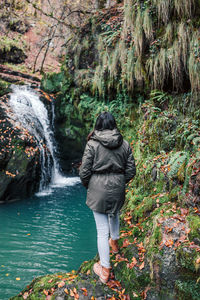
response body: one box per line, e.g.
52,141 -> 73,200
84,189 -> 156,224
106,0 -> 111,8
94,0 -> 99,9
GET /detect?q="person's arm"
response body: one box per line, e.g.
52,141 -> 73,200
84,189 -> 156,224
125,145 -> 136,183
79,142 -> 94,188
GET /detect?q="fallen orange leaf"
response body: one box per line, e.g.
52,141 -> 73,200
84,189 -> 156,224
127,256 -> 137,269
58,281 -> 65,288
164,239 -> 174,247
64,288 -> 69,294
108,296 -> 116,300
75,293 -> 79,299
139,261 -> 145,270
132,257 -> 137,264
122,239 -> 132,248
43,290 -> 48,296
137,242 -> 143,248
23,292 -> 29,300
115,254 -> 128,262
133,292 -> 138,297
196,258 -> 200,264
81,288 -> 88,296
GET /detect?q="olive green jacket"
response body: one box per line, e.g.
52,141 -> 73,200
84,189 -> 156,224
79,129 -> 136,214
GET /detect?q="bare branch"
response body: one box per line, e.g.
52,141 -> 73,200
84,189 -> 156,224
25,0 -> 78,30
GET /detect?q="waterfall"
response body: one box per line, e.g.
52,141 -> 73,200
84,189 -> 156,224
9,85 -> 80,196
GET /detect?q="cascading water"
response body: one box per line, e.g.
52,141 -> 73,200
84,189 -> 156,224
9,85 -> 80,195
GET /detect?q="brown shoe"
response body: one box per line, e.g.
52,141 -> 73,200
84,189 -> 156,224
93,262 -> 110,283
109,238 -> 119,254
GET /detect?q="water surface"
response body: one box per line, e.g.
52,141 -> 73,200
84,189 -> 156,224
0,183 -> 97,299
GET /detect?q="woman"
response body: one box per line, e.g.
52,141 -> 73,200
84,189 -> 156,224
79,112 -> 136,283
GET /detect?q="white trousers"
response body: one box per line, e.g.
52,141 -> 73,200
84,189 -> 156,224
93,211 -> 119,268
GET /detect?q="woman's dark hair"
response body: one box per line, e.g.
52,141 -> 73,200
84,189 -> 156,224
94,112 -> 117,131
87,112 -> 117,141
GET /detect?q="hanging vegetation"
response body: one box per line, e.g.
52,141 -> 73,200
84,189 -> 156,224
64,0 -> 199,98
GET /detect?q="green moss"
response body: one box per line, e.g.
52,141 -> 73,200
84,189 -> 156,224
187,215 -> 200,241
79,255 -> 98,274
10,274 -> 60,299
134,196 -> 155,219
0,79 -> 11,96
147,217 -> 162,257
5,146 -> 30,176
169,185 -> 181,201
0,36 -> 25,51
3,63 -> 32,74
114,257 -> 150,299
175,280 -> 200,300
41,71 -> 72,94
176,246 -> 199,273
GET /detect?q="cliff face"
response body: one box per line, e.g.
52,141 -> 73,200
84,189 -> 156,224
62,0 -> 200,97
0,94 -> 39,202
0,89 -> 57,202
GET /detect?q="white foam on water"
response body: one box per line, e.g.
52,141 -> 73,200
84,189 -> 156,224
35,189 -> 53,197
36,176 -> 81,197
51,176 -> 81,188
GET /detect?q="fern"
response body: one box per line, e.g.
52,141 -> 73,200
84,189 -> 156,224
78,93 -> 133,131
168,151 -> 188,178
150,90 -> 172,104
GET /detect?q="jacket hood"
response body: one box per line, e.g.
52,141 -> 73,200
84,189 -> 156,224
92,129 -> 123,149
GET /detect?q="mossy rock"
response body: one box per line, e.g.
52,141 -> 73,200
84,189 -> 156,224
176,246 -> 199,273
0,145 -> 40,202
0,79 -> 11,96
175,280 -> 200,300
0,46 -> 27,64
187,215 -> 200,238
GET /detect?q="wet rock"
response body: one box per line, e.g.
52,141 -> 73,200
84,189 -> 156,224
0,109 -> 41,202
159,246 -> 178,290
0,90 -> 49,203
54,100 -> 87,173
0,46 -> 27,64
0,151 -> 41,202
146,288 -> 160,300
53,271 -> 115,300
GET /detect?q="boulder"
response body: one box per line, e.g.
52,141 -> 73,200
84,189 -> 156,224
0,92 -> 42,202
0,46 -> 27,64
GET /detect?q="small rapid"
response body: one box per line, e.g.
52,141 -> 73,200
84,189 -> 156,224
9,85 -> 80,195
